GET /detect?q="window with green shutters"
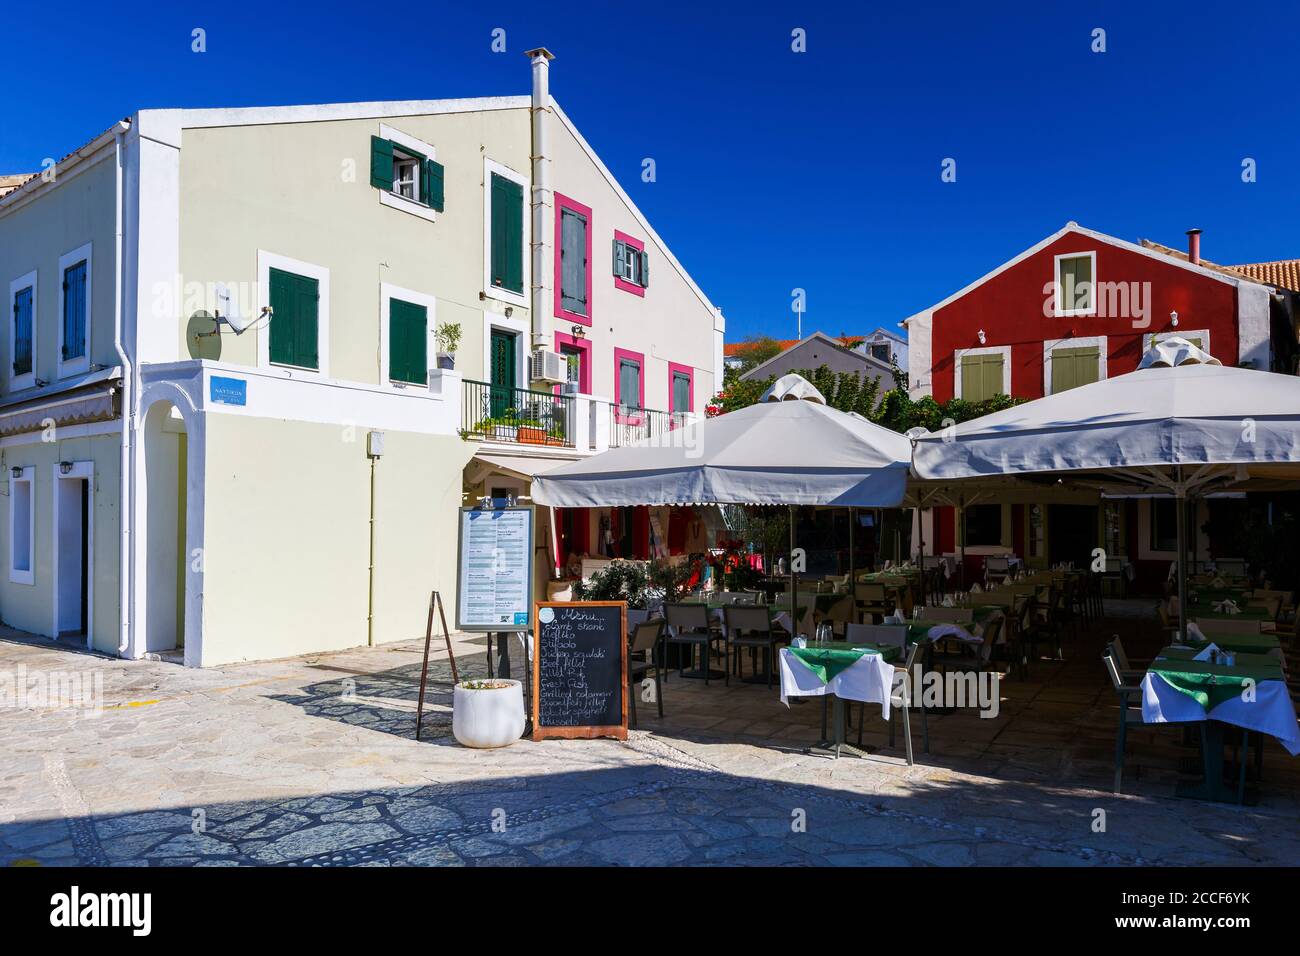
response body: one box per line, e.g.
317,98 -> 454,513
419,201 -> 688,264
12,285 -> 33,377
1055,253 -> 1095,315
388,298 -> 428,386
1050,345 -> 1100,394
960,352 -> 1004,402
489,173 -> 524,294
268,267 -> 319,370
62,260 -> 87,361
671,370 -> 691,413
370,134 -> 444,212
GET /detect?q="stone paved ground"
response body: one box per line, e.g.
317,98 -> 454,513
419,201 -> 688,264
3,605 -> 1299,867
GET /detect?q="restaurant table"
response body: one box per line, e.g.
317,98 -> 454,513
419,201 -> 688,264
779,642 -> 900,758
1187,629 -> 1282,655
1186,603 -> 1271,621
1141,646 -> 1299,803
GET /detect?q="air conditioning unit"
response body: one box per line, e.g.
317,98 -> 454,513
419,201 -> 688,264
530,349 -> 566,384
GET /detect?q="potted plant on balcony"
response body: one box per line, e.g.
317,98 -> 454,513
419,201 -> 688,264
452,678 -> 526,748
435,321 -> 461,370
517,416 -> 548,444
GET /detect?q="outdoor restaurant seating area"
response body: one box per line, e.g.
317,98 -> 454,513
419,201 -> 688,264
618,567 -> 1300,808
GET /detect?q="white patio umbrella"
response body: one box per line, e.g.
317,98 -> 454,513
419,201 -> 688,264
911,336 -> 1300,640
532,373 -> 913,508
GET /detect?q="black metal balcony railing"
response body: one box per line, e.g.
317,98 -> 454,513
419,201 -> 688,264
461,380 -> 574,448
609,404 -> 689,448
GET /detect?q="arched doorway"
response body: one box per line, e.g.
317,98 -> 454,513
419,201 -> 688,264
140,399 -> 189,658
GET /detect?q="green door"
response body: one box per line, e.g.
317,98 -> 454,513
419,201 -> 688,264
489,329 -> 517,418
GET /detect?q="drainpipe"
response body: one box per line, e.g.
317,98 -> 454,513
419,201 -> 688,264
112,121 -> 133,655
526,48 -> 555,352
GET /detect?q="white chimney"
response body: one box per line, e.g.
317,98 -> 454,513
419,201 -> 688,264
526,47 -> 555,351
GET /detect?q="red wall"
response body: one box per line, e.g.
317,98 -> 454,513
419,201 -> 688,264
929,231 -> 1241,402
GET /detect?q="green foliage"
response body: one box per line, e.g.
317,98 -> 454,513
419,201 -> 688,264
730,334 -> 784,373
435,321 -> 462,354
573,559 -> 693,608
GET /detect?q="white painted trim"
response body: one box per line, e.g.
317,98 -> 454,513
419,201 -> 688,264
57,243 -> 93,379
902,221 -> 1247,323
8,270 -> 37,392
482,310 -> 529,389
1043,335 -> 1108,395
953,345 -> 1011,400
379,190 -> 439,223
379,122 -> 437,162
1144,328 -> 1211,358
8,465 -> 34,585
51,459 -> 94,647
1053,250 -> 1097,317
256,250 -> 330,379
482,157 -> 530,309
377,122 -> 441,223
378,282 -> 436,390
550,100 -> 719,316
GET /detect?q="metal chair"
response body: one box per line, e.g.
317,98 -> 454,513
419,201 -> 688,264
723,605 -> 778,688
663,603 -> 725,685
984,555 -> 1010,588
628,620 -> 666,727
845,621 -> 908,652
1102,642 -> 1147,794
913,606 -> 975,625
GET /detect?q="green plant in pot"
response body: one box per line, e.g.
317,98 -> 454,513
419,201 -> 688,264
435,321 -> 462,370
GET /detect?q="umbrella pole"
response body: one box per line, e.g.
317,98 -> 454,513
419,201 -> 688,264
789,505 -> 799,635
849,508 -> 856,583
1176,473 -> 1189,645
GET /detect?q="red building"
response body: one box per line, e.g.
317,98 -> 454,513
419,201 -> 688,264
903,222 -> 1300,592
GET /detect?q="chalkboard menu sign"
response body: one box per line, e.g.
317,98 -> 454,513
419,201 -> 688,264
532,601 -> 628,741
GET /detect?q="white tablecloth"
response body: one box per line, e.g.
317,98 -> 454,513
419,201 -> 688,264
778,647 -> 895,719
1140,672 -> 1300,756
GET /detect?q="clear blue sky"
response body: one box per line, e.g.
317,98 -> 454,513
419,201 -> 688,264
5,0 -> 1297,343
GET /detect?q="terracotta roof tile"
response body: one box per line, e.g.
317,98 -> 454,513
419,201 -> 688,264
1224,259 -> 1300,293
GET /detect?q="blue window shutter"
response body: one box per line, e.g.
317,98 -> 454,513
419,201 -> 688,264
62,261 -> 87,361
12,287 -> 32,375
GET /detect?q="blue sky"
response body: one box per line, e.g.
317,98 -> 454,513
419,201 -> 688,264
5,0 -> 1297,343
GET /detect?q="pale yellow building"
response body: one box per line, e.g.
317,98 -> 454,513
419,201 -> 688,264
0,50 -> 723,666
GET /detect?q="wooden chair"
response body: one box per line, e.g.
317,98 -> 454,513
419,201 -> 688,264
854,583 -> 890,624
723,605 -> 778,687
628,620 -> 666,726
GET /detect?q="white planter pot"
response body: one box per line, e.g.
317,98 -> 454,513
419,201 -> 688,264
452,680 -> 526,748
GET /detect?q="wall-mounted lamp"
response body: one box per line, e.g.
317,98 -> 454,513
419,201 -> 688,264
977,329 -> 987,345
571,324 -> 586,340
59,461 -> 73,475
1170,310 -> 1180,328
10,467 -> 22,479
504,306 -> 513,318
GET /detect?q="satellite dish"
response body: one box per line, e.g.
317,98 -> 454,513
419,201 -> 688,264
213,283 -> 265,335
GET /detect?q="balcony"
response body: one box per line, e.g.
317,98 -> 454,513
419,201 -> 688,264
608,404 -> 691,448
461,379 -> 574,448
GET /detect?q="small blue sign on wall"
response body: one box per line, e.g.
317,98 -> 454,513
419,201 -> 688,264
210,376 -> 247,407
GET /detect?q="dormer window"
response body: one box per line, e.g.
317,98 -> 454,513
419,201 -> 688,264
1054,252 -> 1096,316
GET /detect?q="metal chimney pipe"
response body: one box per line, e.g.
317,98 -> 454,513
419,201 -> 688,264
1186,228 -> 1202,265
526,47 -> 555,351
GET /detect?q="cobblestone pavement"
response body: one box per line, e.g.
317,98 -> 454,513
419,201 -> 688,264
3,617 -> 1299,867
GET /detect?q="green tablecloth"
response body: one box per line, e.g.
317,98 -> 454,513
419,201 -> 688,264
787,642 -> 898,682
1156,645 -> 1280,670
1188,603 -> 1270,620
1148,657 -> 1284,711
1186,630 -> 1281,654
1189,589 -> 1253,605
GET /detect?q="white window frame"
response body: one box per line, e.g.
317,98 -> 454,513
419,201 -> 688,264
257,250 -> 330,379
953,345 -> 1012,400
57,243 -> 92,378
9,270 -> 37,392
379,283 -> 437,391
482,157 -> 530,309
1043,335 -> 1108,395
1145,329 -> 1212,359
378,123 -> 439,224
9,465 -> 34,585
1053,251 -> 1097,318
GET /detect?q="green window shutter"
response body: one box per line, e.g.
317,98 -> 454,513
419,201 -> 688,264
423,159 -> 444,212
672,371 -> 691,413
613,239 -> 624,276
640,250 -> 649,287
619,359 -> 641,408
389,298 -> 428,385
489,174 -> 523,294
962,353 -> 1003,402
370,136 -> 394,191
269,267 -> 319,370
1051,346 -> 1099,394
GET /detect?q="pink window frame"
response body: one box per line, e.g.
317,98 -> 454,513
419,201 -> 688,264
554,192 -> 593,327
667,362 -> 694,417
553,330 -> 592,395
613,347 -> 645,424
613,229 -> 646,298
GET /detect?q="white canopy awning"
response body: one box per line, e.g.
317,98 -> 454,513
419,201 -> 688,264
532,374 -> 913,508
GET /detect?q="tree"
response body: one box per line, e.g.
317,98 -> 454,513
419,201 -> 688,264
730,334 -> 784,373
